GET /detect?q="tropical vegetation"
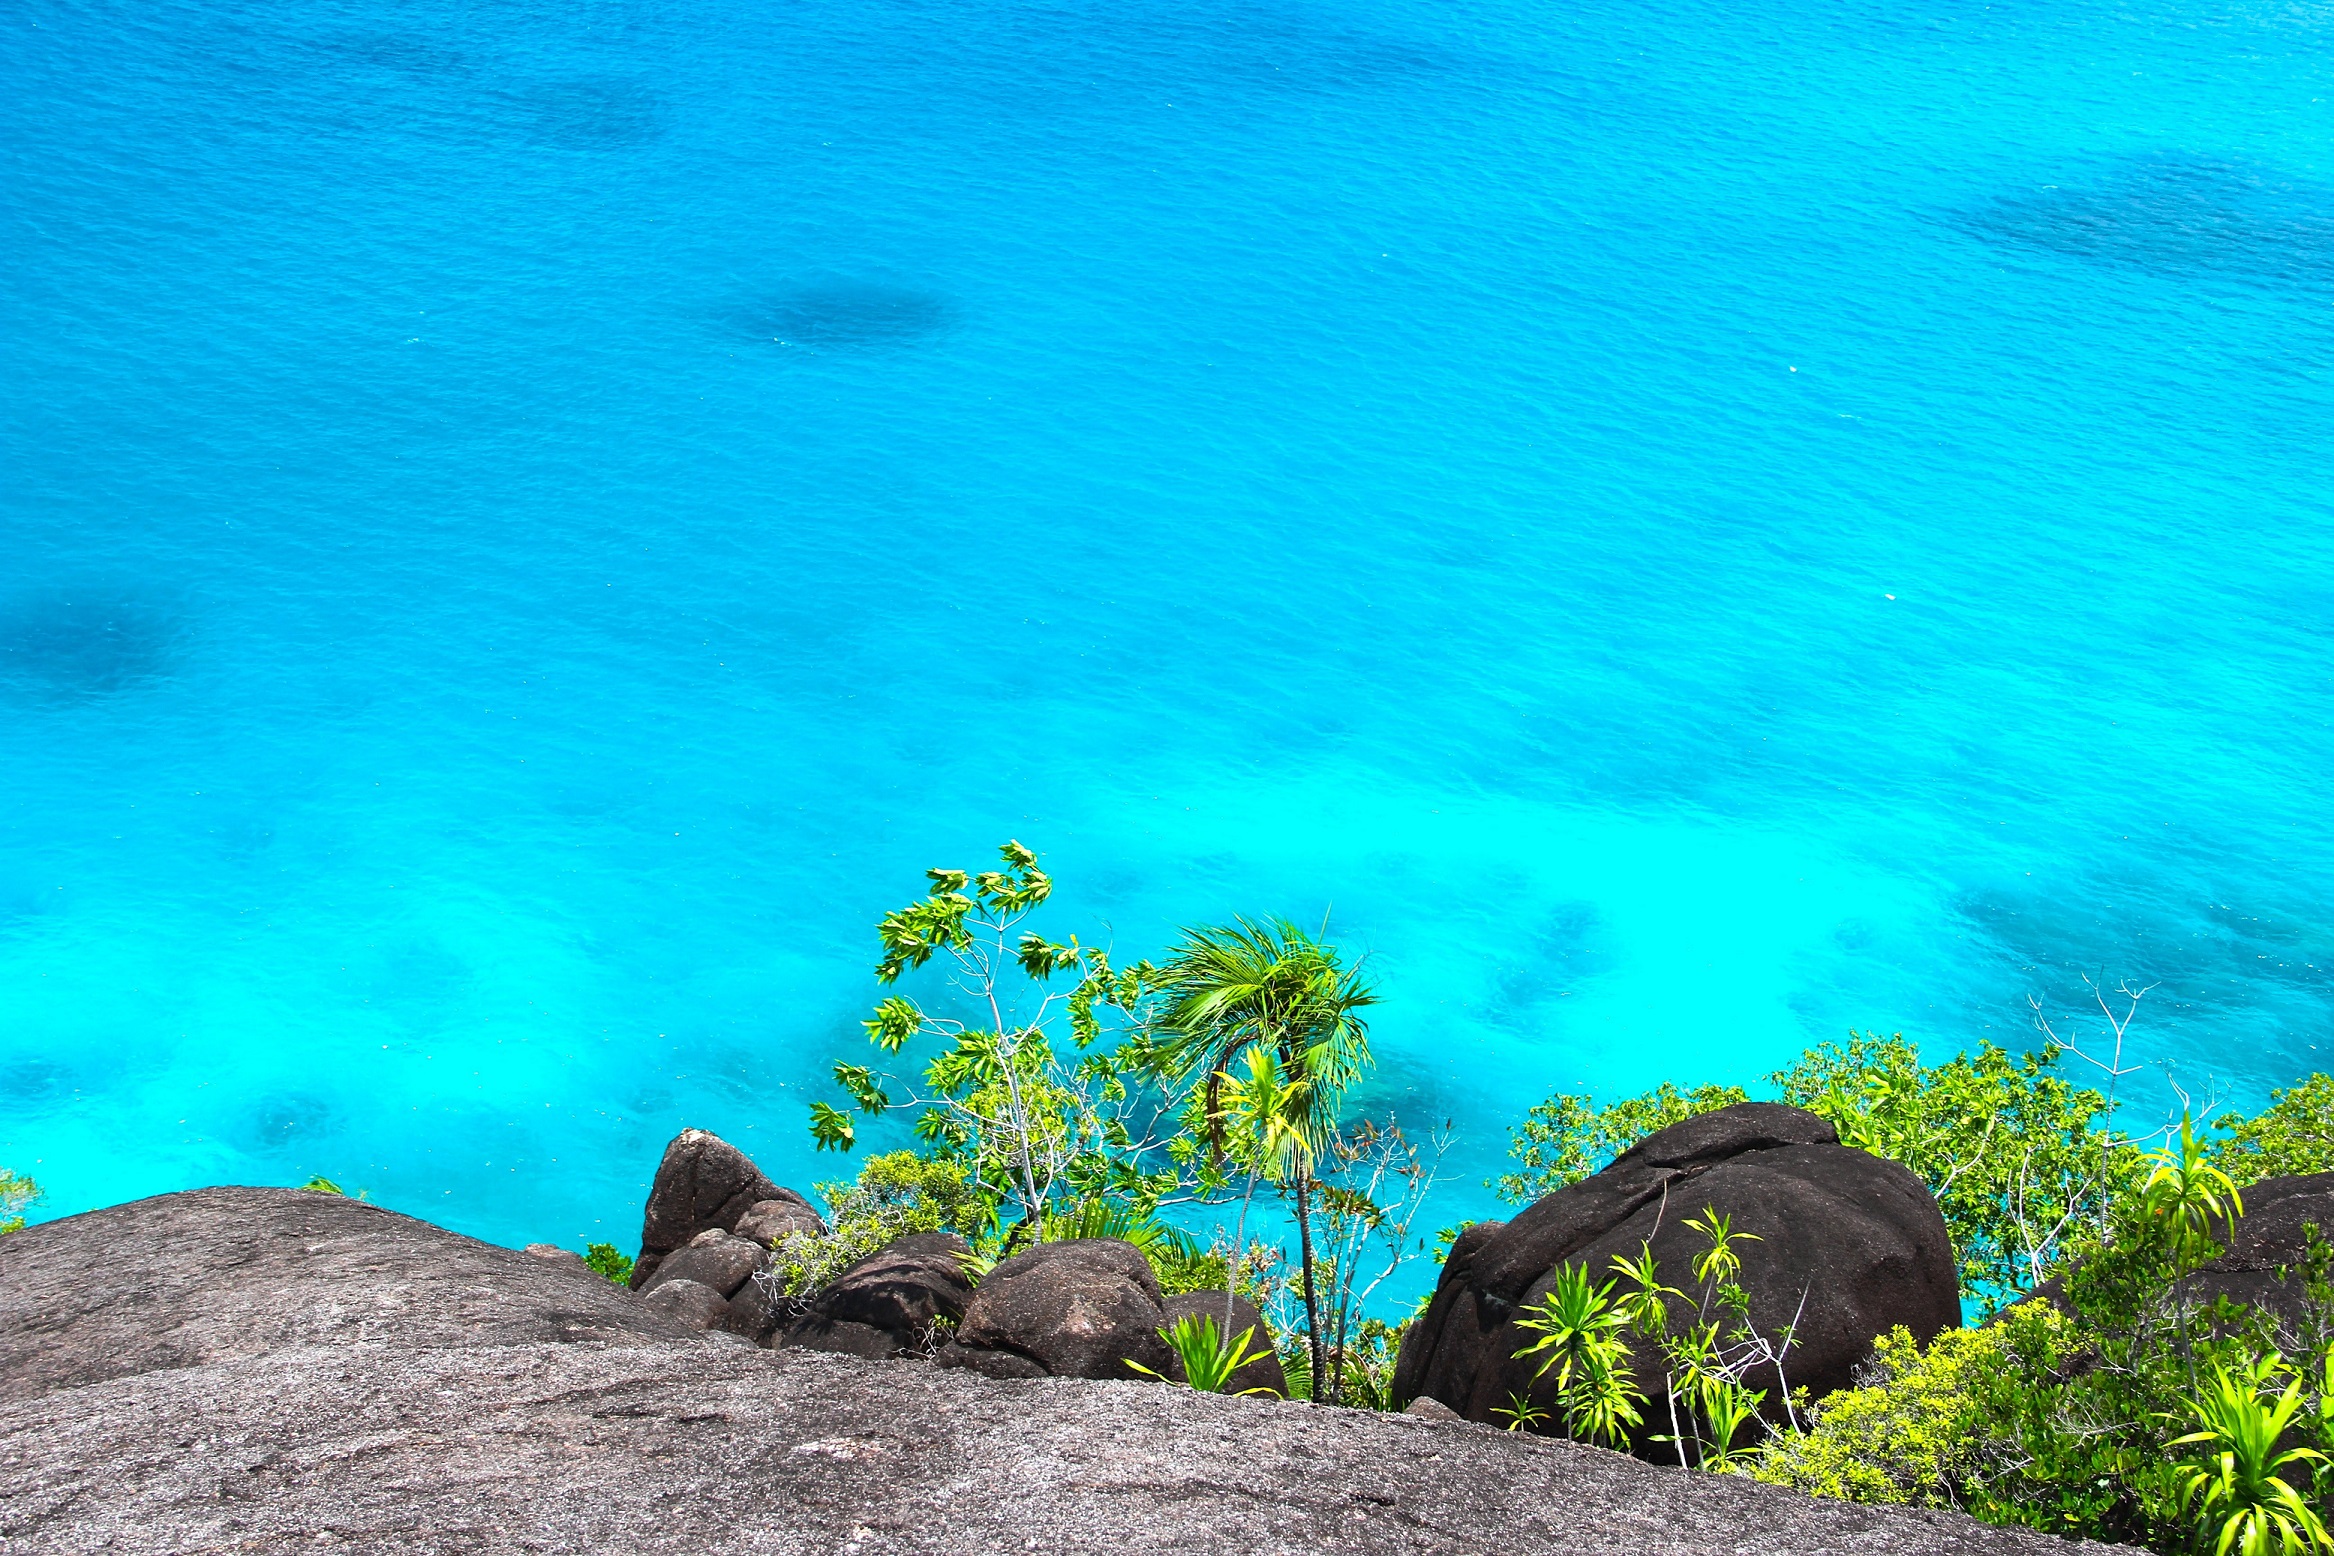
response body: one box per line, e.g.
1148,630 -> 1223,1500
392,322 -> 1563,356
100,836 -> 2322,1556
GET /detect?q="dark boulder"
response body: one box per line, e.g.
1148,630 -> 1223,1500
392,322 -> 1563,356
1395,1102 -> 1959,1451
632,1129 -> 822,1287
782,1232 -> 973,1360
644,1228 -> 767,1300
2185,1171 -> 2334,1328
936,1237 -> 1173,1380
2018,1171 -> 2334,1333
1160,1290 -> 1287,1397
722,1266 -> 787,1344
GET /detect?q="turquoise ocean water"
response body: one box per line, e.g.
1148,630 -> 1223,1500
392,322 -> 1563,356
3,0 -> 2329,1268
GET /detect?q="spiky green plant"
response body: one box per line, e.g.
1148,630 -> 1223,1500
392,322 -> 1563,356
1128,1312 -> 1282,1396
2168,1355 -> 2332,1556
1514,1261 -> 1645,1448
1495,1391 -> 1548,1432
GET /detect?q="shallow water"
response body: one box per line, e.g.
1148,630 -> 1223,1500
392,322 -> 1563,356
3,0 -> 2329,1270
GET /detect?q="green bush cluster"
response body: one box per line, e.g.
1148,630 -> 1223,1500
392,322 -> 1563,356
1752,1315 -> 2071,1507
583,1242 -> 633,1285
0,1168 -> 38,1236
764,1150 -> 988,1300
1753,1123 -> 2334,1552
2216,1073 -> 2334,1184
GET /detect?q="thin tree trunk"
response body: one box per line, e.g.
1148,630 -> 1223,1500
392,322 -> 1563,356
1226,1170 -> 1259,1337
1294,1169 -> 1326,1402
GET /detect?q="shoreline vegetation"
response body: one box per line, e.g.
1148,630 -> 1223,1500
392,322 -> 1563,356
13,840 -> 2333,1554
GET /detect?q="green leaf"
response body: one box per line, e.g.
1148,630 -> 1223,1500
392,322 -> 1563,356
864,995 -> 923,1052
808,1101 -> 858,1152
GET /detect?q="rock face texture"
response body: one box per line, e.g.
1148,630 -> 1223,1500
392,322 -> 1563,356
2185,1171 -> 2334,1326
2020,1171 -> 2334,1332
936,1236 -> 1174,1380
632,1128 -> 822,1288
781,1232 -> 975,1360
0,1187 -> 2115,1555
0,1185 -> 692,1405
1395,1103 -> 1961,1445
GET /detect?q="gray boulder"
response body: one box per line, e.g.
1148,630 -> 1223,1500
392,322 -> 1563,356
643,1227 -> 767,1299
0,1187 -> 2118,1555
632,1128 -> 821,1287
1159,1290 -> 1287,1397
936,1237 -> 1174,1380
735,1195 -> 828,1245
782,1232 -> 974,1360
1395,1102 -> 1960,1451
0,1194 -> 2119,1549
0,1186 -> 700,1405
641,1277 -> 734,1331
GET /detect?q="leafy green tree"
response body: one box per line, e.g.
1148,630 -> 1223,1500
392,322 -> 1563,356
1774,1034 -> 2135,1310
810,842 -> 1183,1240
2217,1074 -> 2334,1185
1155,917 -> 1377,1401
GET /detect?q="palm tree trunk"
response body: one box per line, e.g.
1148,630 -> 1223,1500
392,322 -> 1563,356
1294,1168 -> 1327,1402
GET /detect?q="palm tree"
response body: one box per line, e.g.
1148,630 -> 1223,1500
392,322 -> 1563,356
1156,917 -> 1376,1400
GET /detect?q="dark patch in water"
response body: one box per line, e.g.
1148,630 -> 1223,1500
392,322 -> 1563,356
0,1060 -> 80,1108
1962,155 -> 2334,288
523,79 -> 665,149
1488,901 -> 1615,1029
237,1093 -> 345,1158
731,284 -> 959,349
0,587 -> 181,701
333,32 -> 471,78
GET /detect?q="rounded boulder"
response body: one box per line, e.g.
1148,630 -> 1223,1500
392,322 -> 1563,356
936,1238 -> 1171,1381
1394,1102 -> 1959,1453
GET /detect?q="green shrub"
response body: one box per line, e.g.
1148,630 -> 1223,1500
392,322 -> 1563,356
2216,1073 -> 2334,1183
1752,1316 -> 2070,1507
765,1150 -> 989,1299
1752,1121 -> 2334,1551
583,1242 -> 634,1285
0,1169 -> 38,1236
